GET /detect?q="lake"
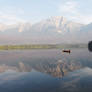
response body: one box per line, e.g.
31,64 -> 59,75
0,48 -> 92,92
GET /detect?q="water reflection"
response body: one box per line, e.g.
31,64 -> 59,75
0,49 -> 90,78
31,59 -> 82,78
0,49 -> 92,92
0,59 -> 82,78
0,62 -> 32,73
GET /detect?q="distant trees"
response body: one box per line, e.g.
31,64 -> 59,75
88,41 -> 92,52
0,44 -> 87,50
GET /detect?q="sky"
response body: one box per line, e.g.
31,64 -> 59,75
0,0 -> 92,24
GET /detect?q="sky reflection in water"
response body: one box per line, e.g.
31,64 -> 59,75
0,49 -> 92,92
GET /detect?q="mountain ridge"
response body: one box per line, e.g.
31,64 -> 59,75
0,16 -> 91,44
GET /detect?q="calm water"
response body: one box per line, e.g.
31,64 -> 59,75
0,49 -> 92,92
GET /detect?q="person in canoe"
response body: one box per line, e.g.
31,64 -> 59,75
62,49 -> 71,53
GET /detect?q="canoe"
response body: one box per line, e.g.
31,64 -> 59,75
62,50 -> 71,53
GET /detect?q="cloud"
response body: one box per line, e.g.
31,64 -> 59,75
59,1 -> 78,15
0,7 -> 25,24
58,0 -> 92,24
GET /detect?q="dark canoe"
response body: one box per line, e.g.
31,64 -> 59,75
62,50 -> 71,53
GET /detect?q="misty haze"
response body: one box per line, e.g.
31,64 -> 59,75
0,0 -> 92,92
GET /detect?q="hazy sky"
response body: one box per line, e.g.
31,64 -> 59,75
0,0 -> 92,24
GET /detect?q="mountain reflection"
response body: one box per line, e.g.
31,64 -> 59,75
32,59 -> 82,78
0,59 -> 82,78
0,62 -> 32,73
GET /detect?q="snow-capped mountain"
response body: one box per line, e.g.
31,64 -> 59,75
30,16 -> 83,34
0,16 -> 91,44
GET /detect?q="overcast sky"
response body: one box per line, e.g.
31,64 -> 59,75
0,0 -> 92,24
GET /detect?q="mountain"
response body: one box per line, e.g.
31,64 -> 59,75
78,23 -> 92,43
0,16 -> 91,44
0,23 -> 31,33
30,16 -> 83,33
